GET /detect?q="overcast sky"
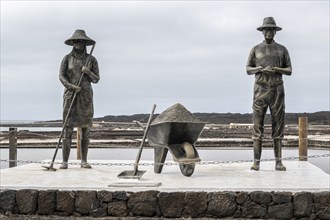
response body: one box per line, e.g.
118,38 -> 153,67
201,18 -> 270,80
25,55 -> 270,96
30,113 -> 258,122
1,0 -> 329,121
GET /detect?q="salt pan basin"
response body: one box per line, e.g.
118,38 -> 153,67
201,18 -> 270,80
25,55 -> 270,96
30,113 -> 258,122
0,160 -> 329,192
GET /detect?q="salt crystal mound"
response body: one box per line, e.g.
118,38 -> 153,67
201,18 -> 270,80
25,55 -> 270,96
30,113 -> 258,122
151,103 -> 203,124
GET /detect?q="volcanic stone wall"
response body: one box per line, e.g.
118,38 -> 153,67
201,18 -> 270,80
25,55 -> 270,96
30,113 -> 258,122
0,190 -> 329,219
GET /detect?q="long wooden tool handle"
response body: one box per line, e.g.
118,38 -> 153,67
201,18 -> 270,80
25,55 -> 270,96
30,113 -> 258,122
75,43 -> 96,87
133,104 -> 156,175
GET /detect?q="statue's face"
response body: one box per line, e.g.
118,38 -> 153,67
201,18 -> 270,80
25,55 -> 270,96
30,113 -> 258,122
262,28 -> 276,41
73,40 -> 86,52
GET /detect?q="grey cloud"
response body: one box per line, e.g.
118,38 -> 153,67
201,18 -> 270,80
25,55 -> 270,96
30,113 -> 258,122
1,1 -> 329,120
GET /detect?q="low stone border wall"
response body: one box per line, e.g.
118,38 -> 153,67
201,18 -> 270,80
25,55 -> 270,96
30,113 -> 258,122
0,190 -> 329,219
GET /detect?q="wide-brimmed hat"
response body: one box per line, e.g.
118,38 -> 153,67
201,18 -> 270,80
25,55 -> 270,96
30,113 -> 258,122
257,17 -> 282,31
64,29 -> 95,46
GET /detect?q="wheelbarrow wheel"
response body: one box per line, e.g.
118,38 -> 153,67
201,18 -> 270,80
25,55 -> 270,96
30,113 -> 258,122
179,163 -> 195,177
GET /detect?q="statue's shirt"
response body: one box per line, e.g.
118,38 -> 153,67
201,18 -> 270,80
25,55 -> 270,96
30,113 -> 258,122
247,41 -> 291,87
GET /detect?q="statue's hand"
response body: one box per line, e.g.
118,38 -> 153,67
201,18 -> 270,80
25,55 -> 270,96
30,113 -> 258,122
81,65 -> 99,83
71,85 -> 81,93
262,66 -> 275,74
82,66 -> 91,75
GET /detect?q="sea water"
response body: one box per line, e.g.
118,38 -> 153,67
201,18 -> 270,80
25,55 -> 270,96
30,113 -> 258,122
0,148 -> 329,174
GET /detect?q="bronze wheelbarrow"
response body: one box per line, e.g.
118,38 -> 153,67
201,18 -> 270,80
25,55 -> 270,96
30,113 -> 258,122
148,121 -> 205,176
138,103 -> 205,177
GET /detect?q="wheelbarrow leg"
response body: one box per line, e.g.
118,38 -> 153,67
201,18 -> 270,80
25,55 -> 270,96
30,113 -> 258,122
154,147 -> 168,173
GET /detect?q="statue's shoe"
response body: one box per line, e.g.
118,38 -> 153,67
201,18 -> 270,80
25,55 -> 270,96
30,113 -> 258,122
276,161 -> 286,171
59,163 -> 68,169
250,162 -> 260,171
81,162 -> 92,169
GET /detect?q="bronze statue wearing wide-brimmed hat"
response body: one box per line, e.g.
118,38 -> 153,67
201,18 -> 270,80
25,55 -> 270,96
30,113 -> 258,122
59,29 -> 100,169
64,29 -> 96,46
246,17 -> 292,171
257,17 -> 282,31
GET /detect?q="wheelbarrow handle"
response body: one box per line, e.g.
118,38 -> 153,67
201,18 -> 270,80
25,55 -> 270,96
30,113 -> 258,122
133,120 -> 145,130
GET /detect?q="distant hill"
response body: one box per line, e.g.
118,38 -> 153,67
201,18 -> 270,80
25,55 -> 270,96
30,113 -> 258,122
95,111 -> 329,125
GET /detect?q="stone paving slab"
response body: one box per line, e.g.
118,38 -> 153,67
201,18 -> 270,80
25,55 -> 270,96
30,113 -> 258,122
0,160 -> 329,192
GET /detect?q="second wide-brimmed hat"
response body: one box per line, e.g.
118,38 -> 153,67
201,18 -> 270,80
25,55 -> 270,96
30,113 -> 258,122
65,29 -> 95,46
257,17 -> 282,31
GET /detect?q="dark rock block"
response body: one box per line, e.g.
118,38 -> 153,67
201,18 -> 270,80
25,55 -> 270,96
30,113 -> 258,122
127,191 -> 159,217
207,192 -> 237,218
112,191 -> 128,201
75,190 -> 98,215
108,200 -> 127,217
250,191 -> 272,204
313,191 -> 330,220
158,192 -> 185,218
97,190 -> 112,203
56,191 -> 75,214
184,192 -> 207,217
268,202 -> 293,219
293,192 -> 313,218
272,191 -> 292,204
16,189 -> 38,214
233,209 -> 242,218
0,190 -> 16,213
236,191 -> 249,205
241,200 -> 266,218
37,190 -> 56,215
91,203 -> 108,217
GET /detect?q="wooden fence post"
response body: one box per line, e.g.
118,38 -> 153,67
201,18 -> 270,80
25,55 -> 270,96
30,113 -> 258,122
9,127 -> 17,167
299,117 -> 308,161
76,127 -> 81,160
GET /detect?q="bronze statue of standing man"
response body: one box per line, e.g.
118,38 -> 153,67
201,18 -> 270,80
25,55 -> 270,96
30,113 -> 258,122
59,30 -> 100,169
246,17 -> 292,171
